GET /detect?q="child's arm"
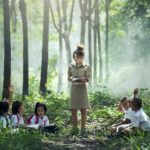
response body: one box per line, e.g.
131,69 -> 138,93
45,116 -> 49,126
112,119 -> 131,127
8,85 -> 14,112
11,115 -> 18,127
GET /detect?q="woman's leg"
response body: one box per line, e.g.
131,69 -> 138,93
71,109 -> 78,128
80,109 -> 87,129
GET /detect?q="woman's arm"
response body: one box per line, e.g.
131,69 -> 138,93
68,66 -> 73,82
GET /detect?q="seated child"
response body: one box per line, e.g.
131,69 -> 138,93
28,102 -> 58,133
28,102 -> 49,127
111,97 -> 135,133
0,100 -> 11,129
123,97 -> 150,133
11,101 -> 25,127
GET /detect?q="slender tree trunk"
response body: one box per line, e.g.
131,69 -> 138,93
93,1 -> 99,84
57,0 -> 63,93
79,0 -> 88,45
105,0 -> 109,83
40,0 -> 49,95
88,0 -> 92,84
80,18 -> 86,44
64,35 -> 72,65
19,0 -> 29,97
2,0 -> 11,99
57,34 -> 63,93
93,25 -> 97,84
11,0 -> 17,33
96,0 -> 103,81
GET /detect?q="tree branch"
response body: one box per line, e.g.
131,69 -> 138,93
49,0 -> 60,33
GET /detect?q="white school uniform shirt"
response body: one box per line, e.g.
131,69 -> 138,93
0,114 -> 11,128
123,108 -> 135,121
30,115 -> 49,127
116,108 -> 135,132
131,108 -> 150,131
11,114 -> 24,127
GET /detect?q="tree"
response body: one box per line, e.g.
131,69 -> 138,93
87,0 -> 96,84
19,0 -> 29,97
79,0 -> 88,44
96,0 -> 103,81
49,0 -> 75,92
40,0 -> 50,95
2,0 -> 11,99
93,0 -> 98,84
105,0 -> 110,83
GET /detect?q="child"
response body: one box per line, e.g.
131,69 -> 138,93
28,102 -> 58,133
11,101 -> 25,127
111,97 -> 135,133
123,98 -> 150,133
29,102 -> 49,127
0,100 -> 11,129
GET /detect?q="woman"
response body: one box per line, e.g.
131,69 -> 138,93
68,44 -> 90,135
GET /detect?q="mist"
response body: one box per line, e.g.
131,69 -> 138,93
0,0 -> 150,96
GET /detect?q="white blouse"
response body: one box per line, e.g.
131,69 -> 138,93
0,116 -> 11,128
11,114 -> 24,127
30,115 -> 49,127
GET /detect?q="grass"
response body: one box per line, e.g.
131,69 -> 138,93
0,89 -> 150,150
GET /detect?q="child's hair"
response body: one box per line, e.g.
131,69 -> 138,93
120,97 -> 127,103
132,97 -> 142,110
0,101 -> 9,115
133,88 -> 139,96
12,101 -> 23,114
34,102 -> 47,116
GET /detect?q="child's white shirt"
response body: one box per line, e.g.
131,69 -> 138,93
131,108 -> 150,131
11,114 -> 24,127
123,108 -> 135,121
30,115 -> 49,127
0,114 -> 11,128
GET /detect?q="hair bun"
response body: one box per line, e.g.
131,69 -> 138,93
77,44 -> 84,51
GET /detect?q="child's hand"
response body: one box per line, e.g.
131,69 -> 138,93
8,84 -> 14,93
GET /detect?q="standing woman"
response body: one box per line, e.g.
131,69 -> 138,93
68,44 -> 90,135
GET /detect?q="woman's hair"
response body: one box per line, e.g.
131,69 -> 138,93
132,97 -> 142,110
34,102 -> 47,116
12,101 -> 22,114
0,101 -> 9,115
73,44 -> 84,59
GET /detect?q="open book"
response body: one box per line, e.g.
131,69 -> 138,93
26,124 -> 40,130
72,77 -> 83,82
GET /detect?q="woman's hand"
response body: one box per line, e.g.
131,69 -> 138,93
81,77 -> 87,82
68,76 -> 73,82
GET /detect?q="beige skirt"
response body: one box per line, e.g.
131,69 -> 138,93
70,83 -> 90,110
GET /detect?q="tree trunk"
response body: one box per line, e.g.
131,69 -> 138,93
93,24 -> 97,84
88,0 -> 92,84
64,35 -> 72,66
19,0 -> 29,97
105,0 -> 109,83
80,18 -> 86,44
57,35 -> 63,93
40,0 -> 49,95
79,0 -> 88,44
57,0 -> 63,93
96,0 -> 103,81
2,0 -> 11,99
